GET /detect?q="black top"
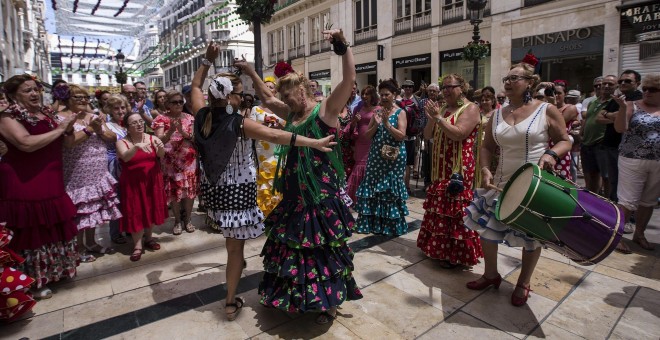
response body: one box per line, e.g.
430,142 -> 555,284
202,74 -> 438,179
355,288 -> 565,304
602,99 -> 622,148
193,106 -> 245,183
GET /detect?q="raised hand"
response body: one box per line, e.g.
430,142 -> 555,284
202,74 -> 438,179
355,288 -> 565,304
89,115 -> 104,133
57,114 -> 77,133
373,109 -> 383,125
232,54 -> 250,74
205,42 -> 220,62
322,28 -> 346,44
425,100 -> 439,121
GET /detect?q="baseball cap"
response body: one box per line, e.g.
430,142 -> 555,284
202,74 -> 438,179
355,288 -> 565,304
402,80 -> 414,87
566,90 -> 581,98
182,85 -> 192,95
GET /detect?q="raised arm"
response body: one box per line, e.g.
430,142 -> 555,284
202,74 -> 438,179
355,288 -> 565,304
234,59 -> 290,119
321,29 -> 355,124
191,43 -> 217,116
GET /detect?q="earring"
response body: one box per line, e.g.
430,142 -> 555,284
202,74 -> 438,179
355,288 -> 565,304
523,87 -> 532,104
226,105 -> 234,115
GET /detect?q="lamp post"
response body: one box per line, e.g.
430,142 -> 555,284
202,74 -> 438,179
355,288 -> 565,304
467,0 -> 487,89
115,49 -> 126,89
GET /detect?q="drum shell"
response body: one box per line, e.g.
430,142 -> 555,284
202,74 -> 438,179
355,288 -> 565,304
496,163 -> 624,265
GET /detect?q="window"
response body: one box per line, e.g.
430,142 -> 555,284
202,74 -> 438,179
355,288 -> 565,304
310,12 -> 331,54
288,21 -> 305,58
397,0 -> 411,19
355,0 -> 378,43
415,0 -> 431,14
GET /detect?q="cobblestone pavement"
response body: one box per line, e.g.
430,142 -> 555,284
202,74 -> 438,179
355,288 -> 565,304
6,183 -> 660,339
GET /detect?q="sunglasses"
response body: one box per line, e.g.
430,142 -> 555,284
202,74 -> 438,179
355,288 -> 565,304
496,96 -> 506,100
169,100 -> 184,105
72,95 -> 89,102
502,75 -> 532,83
441,84 -> 462,90
231,91 -> 245,98
618,79 -> 634,85
642,87 -> 659,93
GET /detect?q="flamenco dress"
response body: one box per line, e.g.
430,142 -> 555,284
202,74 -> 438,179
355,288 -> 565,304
259,104 -> 362,313
464,103 -> 550,250
195,107 -> 265,239
338,107 -> 355,179
251,106 -> 285,217
355,109 -> 409,235
417,104 -> 483,265
151,114 -> 199,203
551,105 -> 575,181
62,119 -> 122,230
118,137 -> 168,233
346,106 -> 377,202
0,109 -> 78,289
0,224 -> 37,322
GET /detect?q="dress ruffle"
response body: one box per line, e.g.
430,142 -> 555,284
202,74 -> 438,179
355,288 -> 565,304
163,174 -> 199,203
256,158 -> 282,216
66,173 -> 122,229
16,239 -> 78,289
0,225 -> 37,322
355,177 -> 409,236
417,180 -> 483,265
0,196 -> 76,233
463,188 -> 542,250
208,206 -> 265,240
259,197 -> 362,313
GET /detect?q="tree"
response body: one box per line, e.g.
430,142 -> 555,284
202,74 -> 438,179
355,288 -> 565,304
234,0 -> 278,78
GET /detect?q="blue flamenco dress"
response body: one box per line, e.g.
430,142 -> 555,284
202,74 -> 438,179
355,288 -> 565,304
355,109 -> 409,235
258,104 -> 363,313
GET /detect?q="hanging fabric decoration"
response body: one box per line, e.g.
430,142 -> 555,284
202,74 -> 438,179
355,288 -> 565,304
71,37 -> 75,55
73,0 -> 79,13
114,0 -> 130,17
91,0 -> 102,15
52,0 -> 57,10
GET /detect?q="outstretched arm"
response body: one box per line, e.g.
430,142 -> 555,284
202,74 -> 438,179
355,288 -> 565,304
243,118 -> 336,152
321,29 -> 355,124
234,58 -> 290,119
191,43 -> 217,116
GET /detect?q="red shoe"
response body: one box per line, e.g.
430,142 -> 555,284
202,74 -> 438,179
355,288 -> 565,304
144,239 -> 161,251
466,274 -> 502,290
511,283 -> 532,307
130,248 -> 143,262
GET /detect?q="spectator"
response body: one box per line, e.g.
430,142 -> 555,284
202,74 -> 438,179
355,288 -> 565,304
122,84 -> 153,126
134,81 -> 154,109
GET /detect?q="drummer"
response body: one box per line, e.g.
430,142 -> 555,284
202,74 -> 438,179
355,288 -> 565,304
464,62 -> 572,307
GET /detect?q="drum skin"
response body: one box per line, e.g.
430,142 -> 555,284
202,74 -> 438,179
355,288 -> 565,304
496,163 -> 624,265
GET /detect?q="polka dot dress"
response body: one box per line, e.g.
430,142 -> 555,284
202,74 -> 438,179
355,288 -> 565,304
200,138 -> 265,240
355,109 -> 409,235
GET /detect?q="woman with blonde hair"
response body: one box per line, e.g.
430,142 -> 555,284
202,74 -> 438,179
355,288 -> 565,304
192,42 -> 338,322
153,90 -> 198,234
234,28 -> 363,324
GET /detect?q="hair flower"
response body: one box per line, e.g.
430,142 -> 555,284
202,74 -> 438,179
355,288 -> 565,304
274,61 -> 294,78
208,76 -> 233,100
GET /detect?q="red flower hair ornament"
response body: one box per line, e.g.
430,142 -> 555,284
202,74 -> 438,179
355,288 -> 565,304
274,61 -> 294,78
521,51 -> 539,67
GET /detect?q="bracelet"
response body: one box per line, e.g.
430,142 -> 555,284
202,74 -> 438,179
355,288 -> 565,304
331,38 -> 349,56
83,128 -> 93,137
289,133 -> 297,147
544,149 -> 560,163
201,58 -> 213,66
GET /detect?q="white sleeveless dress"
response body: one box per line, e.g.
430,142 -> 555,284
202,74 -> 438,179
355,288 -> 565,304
464,102 -> 550,250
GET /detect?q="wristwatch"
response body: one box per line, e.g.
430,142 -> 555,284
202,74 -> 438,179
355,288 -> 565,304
201,58 -> 213,66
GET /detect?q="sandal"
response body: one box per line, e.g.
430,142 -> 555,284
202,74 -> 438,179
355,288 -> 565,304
184,222 -> 196,233
112,235 -> 128,244
85,243 -> 116,255
32,287 -> 53,300
130,248 -> 143,262
225,297 -> 244,321
315,309 -> 337,325
144,239 -> 161,251
633,236 -> 655,250
615,241 -> 632,254
79,252 -> 96,263
172,222 -> 183,235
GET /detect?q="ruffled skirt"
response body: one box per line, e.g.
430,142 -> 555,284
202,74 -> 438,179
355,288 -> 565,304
0,225 -> 37,322
463,189 -> 542,250
259,197 -> 362,313
354,170 -> 409,235
66,172 -> 122,230
417,180 -> 483,265
203,181 -> 265,240
256,157 -> 282,217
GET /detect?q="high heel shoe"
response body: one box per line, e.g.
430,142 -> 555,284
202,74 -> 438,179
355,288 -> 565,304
511,283 -> 533,307
466,274 -> 502,290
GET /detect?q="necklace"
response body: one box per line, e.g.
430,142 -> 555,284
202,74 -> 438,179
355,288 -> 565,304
128,133 -> 144,145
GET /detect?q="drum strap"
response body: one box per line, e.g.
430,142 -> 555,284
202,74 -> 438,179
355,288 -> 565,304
431,103 -> 470,182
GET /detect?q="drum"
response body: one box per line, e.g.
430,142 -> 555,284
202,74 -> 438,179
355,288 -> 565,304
496,163 -> 623,265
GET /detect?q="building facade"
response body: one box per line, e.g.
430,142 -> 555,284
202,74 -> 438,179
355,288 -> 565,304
135,22 -> 165,91
262,0 -> 646,95
0,0 -> 50,82
157,0 -> 255,91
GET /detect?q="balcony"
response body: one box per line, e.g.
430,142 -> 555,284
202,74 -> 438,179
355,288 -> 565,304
354,26 -> 377,44
394,15 -> 412,34
211,30 -> 230,41
22,29 -> 33,51
309,40 -> 331,55
524,0 -> 553,6
269,51 -> 284,64
413,10 -> 432,31
288,45 -> 305,60
442,2 -> 464,25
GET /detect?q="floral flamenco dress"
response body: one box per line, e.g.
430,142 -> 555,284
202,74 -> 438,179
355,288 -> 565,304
251,106 -> 286,217
151,114 -> 199,203
0,107 -> 78,289
355,109 -> 409,235
62,119 -> 122,231
259,103 -> 362,313
0,224 -> 36,322
417,104 -> 483,266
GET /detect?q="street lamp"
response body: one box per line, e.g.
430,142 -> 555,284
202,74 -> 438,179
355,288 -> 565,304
115,49 -> 127,89
467,0 -> 487,89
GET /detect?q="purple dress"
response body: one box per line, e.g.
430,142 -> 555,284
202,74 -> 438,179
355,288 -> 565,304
346,105 -> 378,202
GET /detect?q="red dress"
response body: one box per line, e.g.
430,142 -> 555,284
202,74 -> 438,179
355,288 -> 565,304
417,105 -> 483,266
0,111 -> 78,289
118,137 -> 168,233
551,105 -> 574,180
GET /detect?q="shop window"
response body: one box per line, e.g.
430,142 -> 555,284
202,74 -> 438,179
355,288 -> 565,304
355,0 -> 378,44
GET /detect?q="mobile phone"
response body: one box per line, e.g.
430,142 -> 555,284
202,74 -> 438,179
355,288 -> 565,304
625,90 -> 643,101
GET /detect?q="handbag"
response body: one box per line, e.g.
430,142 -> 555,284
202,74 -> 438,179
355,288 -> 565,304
379,112 -> 400,161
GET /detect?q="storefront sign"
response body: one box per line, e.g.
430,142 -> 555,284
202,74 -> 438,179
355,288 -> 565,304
355,62 -> 377,73
511,25 -> 604,61
393,53 -> 431,68
308,69 -> 330,80
620,1 -> 660,42
440,48 -> 464,62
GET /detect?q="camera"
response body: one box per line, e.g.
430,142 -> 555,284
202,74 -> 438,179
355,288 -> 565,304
544,87 -> 555,97
447,173 -> 465,196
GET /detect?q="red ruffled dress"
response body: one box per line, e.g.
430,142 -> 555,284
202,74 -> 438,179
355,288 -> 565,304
0,224 -> 36,322
118,137 -> 168,233
0,108 -> 78,289
551,105 -> 575,181
417,105 -> 483,266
